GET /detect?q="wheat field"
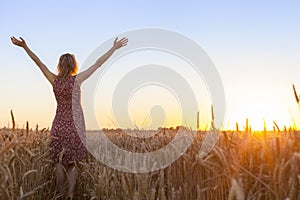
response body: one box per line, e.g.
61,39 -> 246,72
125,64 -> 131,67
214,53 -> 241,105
0,120 -> 299,200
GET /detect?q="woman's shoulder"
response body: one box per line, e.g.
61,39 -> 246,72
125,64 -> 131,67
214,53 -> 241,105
55,75 -> 76,80
52,75 -> 58,83
53,75 -> 79,87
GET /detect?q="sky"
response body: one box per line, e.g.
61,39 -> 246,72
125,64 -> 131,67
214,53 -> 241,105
1,1 -> 300,130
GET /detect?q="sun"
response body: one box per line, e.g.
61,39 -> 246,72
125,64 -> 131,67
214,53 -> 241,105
225,90 -> 296,131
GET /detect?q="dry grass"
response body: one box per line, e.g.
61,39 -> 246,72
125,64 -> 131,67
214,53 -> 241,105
0,126 -> 299,200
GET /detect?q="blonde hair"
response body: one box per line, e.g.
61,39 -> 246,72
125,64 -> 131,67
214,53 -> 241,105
57,53 -> 78,79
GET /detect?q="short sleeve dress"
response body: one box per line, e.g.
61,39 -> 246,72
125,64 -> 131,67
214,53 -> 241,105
50,75 -> 87,165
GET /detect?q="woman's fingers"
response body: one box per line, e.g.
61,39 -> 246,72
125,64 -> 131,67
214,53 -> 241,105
112,37 -> 128,49
10,36 -> 16,42
114,37 -> 118,43
11,36 -> 18,42
11,37 -> 18,44
119,37 -> 127,43
118,37 -> 128,46
10,36 -> 25,47
122,39 -> 128,46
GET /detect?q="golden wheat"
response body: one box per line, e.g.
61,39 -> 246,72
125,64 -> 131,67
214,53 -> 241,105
0,124 -> 299,199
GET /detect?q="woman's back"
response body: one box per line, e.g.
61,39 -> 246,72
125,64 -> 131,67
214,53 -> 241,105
51,75 -> 87,165
53,76 -> 81,118
53,76 -> 76,106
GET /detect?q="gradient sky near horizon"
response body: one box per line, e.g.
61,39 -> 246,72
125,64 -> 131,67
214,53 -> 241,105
1,1 -> 300,130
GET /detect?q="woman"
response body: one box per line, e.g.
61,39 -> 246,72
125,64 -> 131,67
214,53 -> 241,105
11,36 -> 128,199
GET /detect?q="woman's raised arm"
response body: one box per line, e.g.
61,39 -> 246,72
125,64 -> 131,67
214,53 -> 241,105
10,36 -> 56,85
76,37 -> 128,85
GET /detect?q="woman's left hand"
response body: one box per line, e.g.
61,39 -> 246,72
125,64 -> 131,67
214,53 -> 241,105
11,36 -> 27,48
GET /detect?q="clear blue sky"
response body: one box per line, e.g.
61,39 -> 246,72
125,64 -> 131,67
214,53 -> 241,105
1,1 -> 300,130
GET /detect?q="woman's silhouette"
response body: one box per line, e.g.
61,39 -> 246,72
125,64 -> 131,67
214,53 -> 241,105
11,36 -> 128,199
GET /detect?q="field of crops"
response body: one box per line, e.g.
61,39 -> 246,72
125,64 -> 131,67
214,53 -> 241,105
0,125 -> 300,199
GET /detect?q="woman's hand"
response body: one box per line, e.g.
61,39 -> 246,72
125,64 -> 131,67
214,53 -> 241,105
10,36 -> 27,48
113,37 -> 128,50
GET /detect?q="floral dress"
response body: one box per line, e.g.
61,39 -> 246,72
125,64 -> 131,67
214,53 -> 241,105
50,75 -> 87,165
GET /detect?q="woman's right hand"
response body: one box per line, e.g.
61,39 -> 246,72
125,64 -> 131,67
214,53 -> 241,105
10,36 -> 27,48
112,37 -> 128,50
